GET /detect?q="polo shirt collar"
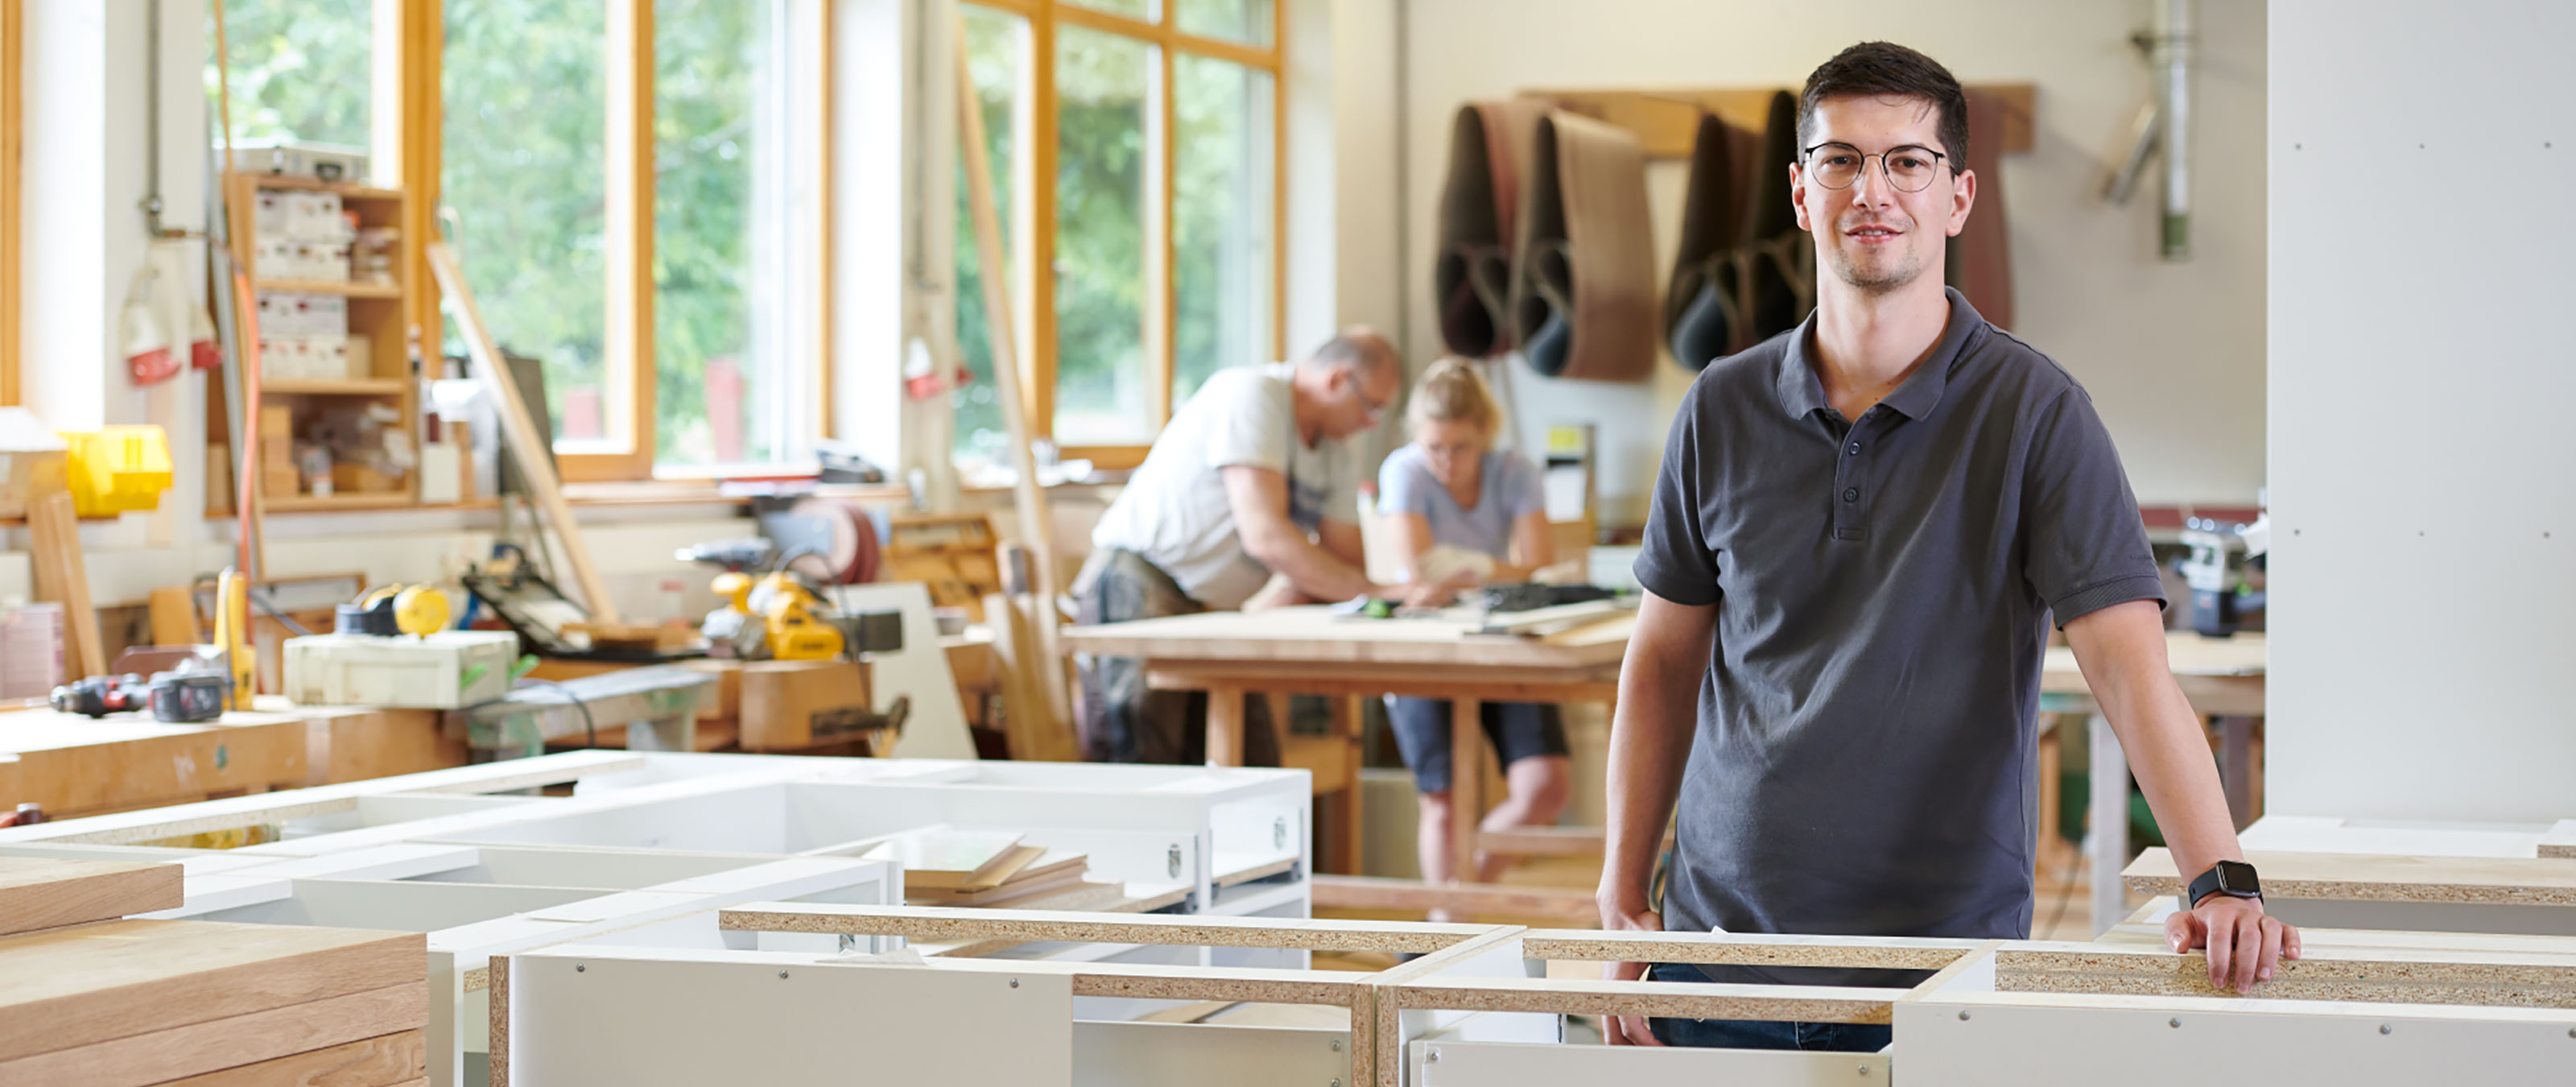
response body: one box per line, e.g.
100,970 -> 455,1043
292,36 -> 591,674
1775,287 -> 1986,422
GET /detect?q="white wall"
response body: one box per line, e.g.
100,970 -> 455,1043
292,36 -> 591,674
2264,0 -> 2574,824
1349,0 -> 2268,523
6,0 -> 764,622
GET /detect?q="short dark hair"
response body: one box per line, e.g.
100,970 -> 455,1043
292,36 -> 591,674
1798,41 -> 1969,171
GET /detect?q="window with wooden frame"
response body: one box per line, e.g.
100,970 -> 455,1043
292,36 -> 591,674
952,0 -> 1285,475
1,0 -> 26,407
208,0 -> 826,486
439,0 -> 827,482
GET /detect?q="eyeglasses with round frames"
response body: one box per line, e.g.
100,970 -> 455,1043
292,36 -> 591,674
1801,142 -> 1951,193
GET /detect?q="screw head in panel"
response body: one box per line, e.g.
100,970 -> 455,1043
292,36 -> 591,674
778,970 -> 790,979
1427,1048 -> 1441,1063
574,964 -> 585,973
1330,1039 -> 1343,1052
2380,1023 -> 2393,1035
1010,978 -> 1021,989
1957,1011 -> 1970,1021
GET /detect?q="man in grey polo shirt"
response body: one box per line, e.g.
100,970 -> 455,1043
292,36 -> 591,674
1599,41 -> 2299,1052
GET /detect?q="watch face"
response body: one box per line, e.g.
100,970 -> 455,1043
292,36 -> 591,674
2215,861 -> 2259,895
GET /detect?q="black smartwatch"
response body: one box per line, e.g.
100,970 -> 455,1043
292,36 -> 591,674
2182,860 -> 2262,911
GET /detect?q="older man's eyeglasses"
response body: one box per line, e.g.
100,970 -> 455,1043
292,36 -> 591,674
1802,142 -> 1951,193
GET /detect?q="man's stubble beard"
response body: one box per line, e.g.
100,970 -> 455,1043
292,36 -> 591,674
1825,235 -> 1925,296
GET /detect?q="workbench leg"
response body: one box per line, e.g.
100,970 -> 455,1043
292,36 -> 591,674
633,713 -> 695,753
1206,684 -> 1247,767
2087,712 -> 2128,937
2219,715 -> 2254,830
1450,697 -> 1484,882
2036,718 -> 2065,883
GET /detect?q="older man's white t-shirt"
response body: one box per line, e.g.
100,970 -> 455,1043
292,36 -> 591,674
1089,363 -> 1362,610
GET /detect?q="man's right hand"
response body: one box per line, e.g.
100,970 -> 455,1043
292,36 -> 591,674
1598,899 -> 1666,1046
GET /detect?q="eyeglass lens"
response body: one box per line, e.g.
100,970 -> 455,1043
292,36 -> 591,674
1808,146 -> 1943,193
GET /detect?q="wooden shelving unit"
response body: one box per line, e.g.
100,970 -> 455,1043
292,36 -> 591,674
250,278 -> 402,299
261,378 -> 407,396
221,170 -> 420,510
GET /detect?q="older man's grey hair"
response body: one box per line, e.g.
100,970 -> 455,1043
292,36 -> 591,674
1304,328 -> 1398,377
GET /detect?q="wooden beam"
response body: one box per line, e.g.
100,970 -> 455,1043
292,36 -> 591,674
1523,83 -> 2037,159
0,858 -> 181,937
955,2 -> 1071,729
2124,847 -> 2576,906
426,242 -> 621,622
27,491 -> 102,679
0,0 -> 19,407
1311,874 -> 1599,923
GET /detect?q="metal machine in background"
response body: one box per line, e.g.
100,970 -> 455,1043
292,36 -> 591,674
2178,512 -> 2266,638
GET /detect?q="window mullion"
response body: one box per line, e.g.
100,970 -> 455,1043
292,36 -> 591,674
1269,0 -> 1286,362
1149,36 -> 1174,425
598,0 -> 655,477
1030,2 -> 1059,441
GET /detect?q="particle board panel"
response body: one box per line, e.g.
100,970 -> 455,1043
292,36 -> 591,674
0,980 -> 428,1087
0,919 -> 424,1060
0,708 -> 311,816
1071,1019 -> 1349,1087
143,1029 -> 427,1087
1996,942 -> 2576,1007
0,857 -> 181,936
2543,821 -> 2576,860
2124,848 -> 2576,905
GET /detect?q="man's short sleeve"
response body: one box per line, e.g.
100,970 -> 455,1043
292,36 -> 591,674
1322,444 -> 1364,526
1500,452 -> 1546,522
1202,374 -> 1290,474
1377,448 -> 1434,517
1633,382 -> 1723,606
2021,386 -> 2165,625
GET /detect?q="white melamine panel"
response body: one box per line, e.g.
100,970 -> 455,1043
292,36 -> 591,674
1414,1040 -> 1886,1087
1073,1022 -> 1348,1087
172,878 -> 608,929
2267,0 -> 2576,822
508,951 -> 1072,1085
1896,999 -> 2576,1085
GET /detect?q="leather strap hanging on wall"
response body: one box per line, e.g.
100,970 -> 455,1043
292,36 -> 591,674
1945,91 -> 2015,330
1509,111 -> 1655,382
1433,99 -> 1549,358
1736,90 -> 1814,349
1665,113 -> 1755,370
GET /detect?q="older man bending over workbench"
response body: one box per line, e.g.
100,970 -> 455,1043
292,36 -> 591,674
1075,329 -> 1443,766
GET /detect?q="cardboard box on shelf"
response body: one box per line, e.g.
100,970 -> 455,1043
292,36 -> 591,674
262,465 -> 302,498
330,462 -> 398,494
259,404 -> 295,436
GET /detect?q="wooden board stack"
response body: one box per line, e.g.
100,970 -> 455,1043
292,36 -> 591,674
0,857 -> 427,1087
865,828 -> 1100,908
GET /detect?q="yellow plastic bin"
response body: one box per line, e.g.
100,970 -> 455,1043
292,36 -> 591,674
59,426 -> 174,517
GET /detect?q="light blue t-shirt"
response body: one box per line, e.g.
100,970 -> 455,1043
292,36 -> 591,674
1376,445 -> 1545,560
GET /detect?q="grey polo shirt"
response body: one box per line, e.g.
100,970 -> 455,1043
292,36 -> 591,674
1635,287 -> 2162,984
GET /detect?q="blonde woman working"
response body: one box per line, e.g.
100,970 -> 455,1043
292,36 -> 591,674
1377,359 -> 1573,912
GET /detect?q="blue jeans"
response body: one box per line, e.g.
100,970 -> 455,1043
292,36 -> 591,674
1643,963 -> 1893,1052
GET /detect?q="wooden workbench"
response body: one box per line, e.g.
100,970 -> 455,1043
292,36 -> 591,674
2043,630 -> 2266,936
1063,604 -> 1630,886
0,705 -> 311,819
